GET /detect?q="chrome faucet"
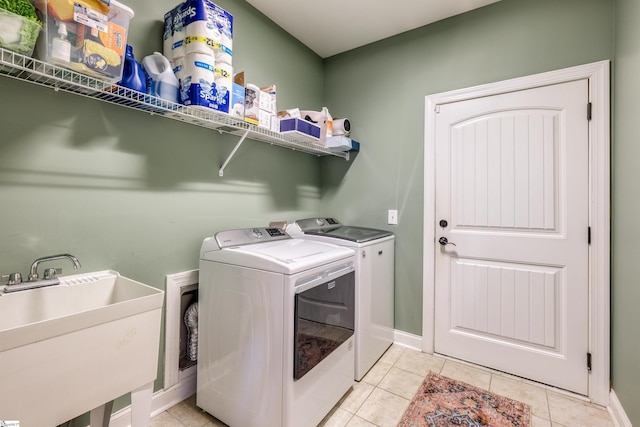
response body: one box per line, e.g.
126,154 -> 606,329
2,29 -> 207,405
1,254 -> 82,293
28,253 -> 81,281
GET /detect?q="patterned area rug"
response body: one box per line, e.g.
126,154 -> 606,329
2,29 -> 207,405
398,372 -> 531,427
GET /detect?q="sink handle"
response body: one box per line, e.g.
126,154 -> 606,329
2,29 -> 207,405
44,268 -> 63,280
1,273 -> 23,285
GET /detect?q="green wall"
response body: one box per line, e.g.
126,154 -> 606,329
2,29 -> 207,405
613,0 -> 640,422
323,0 -> 613,334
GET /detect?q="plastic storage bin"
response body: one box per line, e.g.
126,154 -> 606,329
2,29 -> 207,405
0,7 -> 41,56
31,0 -> 134,82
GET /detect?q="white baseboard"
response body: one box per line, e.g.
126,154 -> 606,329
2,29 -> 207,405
393,329 -> 423,351
106,374 -> 197,427
608,389 -> 632,427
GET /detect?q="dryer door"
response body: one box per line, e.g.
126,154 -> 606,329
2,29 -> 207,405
294,270 -> 355,380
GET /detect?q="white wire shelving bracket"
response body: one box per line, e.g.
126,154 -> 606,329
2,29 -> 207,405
219,129 -> 249,177
0,47 -> 350,175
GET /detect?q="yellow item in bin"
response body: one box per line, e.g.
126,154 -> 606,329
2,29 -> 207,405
81,21 -> 124,74
84,39 -> 120,67
46,0 -> 110,21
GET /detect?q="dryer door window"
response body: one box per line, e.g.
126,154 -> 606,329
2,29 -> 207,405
294,271 -> 355,380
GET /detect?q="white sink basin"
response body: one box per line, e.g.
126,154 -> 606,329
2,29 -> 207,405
0,270 -> 164,426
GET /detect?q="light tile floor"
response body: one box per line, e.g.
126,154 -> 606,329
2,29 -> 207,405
151,345 -> 615,427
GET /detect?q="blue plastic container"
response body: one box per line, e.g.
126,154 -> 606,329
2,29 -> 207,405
119,45 -> 147,94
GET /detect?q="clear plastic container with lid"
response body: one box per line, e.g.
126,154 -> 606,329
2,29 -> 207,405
32,0 -> 134,82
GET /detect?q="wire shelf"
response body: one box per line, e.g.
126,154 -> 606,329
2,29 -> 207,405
0,48 -> 349,162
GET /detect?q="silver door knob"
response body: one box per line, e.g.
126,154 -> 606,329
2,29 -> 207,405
438,237 -> 456,246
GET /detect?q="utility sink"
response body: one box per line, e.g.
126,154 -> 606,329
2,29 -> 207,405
0,270 -> 164,427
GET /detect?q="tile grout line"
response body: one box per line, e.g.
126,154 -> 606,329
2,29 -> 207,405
543,388 -> 553,425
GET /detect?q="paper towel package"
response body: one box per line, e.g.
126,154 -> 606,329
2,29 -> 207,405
163,0 -> 233,63
164,2 -> 189,60
214,62 -> 232,112
163,9 -> 173,59
174,53 -> 230,113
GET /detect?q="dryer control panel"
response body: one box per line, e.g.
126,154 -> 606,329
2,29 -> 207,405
214,227 -> 289,248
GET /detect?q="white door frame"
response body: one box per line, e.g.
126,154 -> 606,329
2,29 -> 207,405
422,61 -> 610,406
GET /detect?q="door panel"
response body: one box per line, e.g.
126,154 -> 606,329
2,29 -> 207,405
434,79 -> 589,395
452,259 -> 561,348
455,112 -> 559,231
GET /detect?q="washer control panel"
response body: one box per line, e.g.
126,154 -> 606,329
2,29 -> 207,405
297,217 -> 342,232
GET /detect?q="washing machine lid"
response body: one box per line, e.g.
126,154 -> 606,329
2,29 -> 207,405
293,218 -> 393,243
200,227 -> 354,274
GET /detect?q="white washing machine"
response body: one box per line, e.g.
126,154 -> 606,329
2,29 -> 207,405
287,218 -> 395,381
197,227 -> 356,427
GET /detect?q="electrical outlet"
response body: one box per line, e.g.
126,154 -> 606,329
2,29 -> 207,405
388,209 -> 398,225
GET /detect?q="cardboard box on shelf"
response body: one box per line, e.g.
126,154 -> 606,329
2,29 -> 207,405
279,117 -> 321,140
230,71 -> 245,119
259,85 -> 276,114
258,109 -> 274,131
256,85 -> 276,131
242,82 -> 277,127
244,83 -> 259,125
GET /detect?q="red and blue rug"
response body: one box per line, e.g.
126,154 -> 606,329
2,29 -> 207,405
398,371 -> 531,427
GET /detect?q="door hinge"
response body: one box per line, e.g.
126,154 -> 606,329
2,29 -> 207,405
587,102 -> 592,120
588,226 -> 591,244
587,352 -> 592,371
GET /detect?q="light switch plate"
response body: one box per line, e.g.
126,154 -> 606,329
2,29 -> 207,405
388,209 -> 398,225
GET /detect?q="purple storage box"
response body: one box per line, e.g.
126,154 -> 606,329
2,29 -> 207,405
279,118 -> 321,140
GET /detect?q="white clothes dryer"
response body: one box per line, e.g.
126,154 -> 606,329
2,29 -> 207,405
287,218 -> 395,381
197,227 -> 356,427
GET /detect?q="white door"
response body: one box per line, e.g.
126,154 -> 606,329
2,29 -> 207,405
434,79 -> 589,395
